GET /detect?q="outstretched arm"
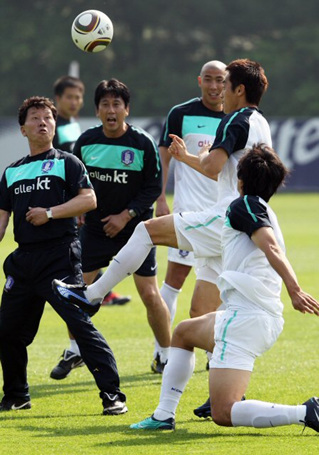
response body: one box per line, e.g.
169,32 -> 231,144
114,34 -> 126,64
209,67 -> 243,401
252,226 -> 319,315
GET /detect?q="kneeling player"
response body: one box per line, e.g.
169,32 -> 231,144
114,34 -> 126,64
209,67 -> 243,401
129,143 -> 319,432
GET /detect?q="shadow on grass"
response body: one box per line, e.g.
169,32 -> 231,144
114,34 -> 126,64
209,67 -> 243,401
0,416 -> 315,445
23,371 -> 163,399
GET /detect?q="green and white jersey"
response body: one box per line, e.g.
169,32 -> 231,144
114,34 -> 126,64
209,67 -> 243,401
211,107 -> 272,211
53,115 -> 81,153
219,195 -> 284,317
0,149 -> 92,246
74,124 -> 162,237
159,98 -> 225,212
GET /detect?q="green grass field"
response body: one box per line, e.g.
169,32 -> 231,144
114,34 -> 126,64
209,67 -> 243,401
0,193 -> 318,455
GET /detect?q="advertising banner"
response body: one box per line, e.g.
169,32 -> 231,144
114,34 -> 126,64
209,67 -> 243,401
1,117 -> 318,191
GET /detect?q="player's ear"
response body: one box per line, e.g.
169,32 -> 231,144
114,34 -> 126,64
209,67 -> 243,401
20,125 -> 27,137
236,84 -> 245,97
198,76 -> 202,88
126,104 -> 130,116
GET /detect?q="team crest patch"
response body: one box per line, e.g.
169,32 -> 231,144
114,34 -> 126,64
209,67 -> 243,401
179,250 -> 190,258
121,150 -> 134,165
4,275 -> 14,292
41,160 -> 54,173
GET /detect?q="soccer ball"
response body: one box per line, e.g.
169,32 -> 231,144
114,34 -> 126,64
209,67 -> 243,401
71,10 -> 114,53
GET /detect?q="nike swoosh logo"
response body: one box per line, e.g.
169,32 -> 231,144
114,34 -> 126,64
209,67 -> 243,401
197,125 -> 206,128
57,286 -> 89,304
11,402 -> 30,410
71,360 -> 83,368
150,265 -> 157,271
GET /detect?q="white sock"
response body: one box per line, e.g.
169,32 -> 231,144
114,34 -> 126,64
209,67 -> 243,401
161,282 -> 181,324
231,400 -> 307,428
69,339 -> 81,356
158,347 -> 170,364
154,282 -> 181,357
86,223 -> 153,302
153,347 -> 195,421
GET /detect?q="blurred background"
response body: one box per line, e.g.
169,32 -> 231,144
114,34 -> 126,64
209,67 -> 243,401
1,0 -> 319,190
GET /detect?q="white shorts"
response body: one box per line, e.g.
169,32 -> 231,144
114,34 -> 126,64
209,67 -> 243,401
210,308 -> 284,371
194,257 -> 222,284
173,209 -> 223,259
167,249 -> 222,284
167,247 -> 195,267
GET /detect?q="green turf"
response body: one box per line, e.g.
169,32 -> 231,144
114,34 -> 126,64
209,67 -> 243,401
0,193 -> 318,455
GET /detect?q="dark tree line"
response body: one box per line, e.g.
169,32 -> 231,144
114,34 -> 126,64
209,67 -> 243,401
1,0 -> 318,118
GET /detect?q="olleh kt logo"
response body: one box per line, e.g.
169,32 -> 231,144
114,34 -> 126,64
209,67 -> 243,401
14,177 -> 51,194
89,170 -> 128,184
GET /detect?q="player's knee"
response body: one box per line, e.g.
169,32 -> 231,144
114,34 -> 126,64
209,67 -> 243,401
0,329 -> 34,347
143,219 -> 157,241
139,284 -> 160,307
189,299 -> 206,318
211,402 -> 233,427
189,305 -> 199,318
172,319 -> 189,346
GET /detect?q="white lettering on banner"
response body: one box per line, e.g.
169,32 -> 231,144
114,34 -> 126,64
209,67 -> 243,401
270,120 -> 296,168
89,170 -> 128,184
270,119 -> 319,168
294,119 -> 319,165
1,116 -> 319,190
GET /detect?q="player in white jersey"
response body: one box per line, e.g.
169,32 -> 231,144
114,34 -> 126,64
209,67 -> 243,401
129,144 -> 319,432
152,61 -> 226,374
52,59 -> 271,305
52,59 -> 272,394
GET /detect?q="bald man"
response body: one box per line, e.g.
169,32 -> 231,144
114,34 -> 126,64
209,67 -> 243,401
151,61 -> 226,373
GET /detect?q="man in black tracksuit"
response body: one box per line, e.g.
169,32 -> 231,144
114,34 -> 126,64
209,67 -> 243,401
0,96 -> 127,415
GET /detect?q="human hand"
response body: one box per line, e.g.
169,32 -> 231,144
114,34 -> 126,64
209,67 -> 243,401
291,289 -> 319,315
156,197 -> 170,217
101,212 -> 129,238
25,207 -> 49,226
77,214 -> 85,227
168,134 -> 190,162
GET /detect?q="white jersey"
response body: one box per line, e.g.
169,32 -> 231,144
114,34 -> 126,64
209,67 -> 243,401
159,98 -> 225,212
218,195 -> 285,317
172,108 -> 273,265
212,107 -> 272,212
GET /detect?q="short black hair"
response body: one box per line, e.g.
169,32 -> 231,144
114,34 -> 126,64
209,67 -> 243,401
53,76 -> 85,97
18,96 -> 57,126
226,59 -> 268,106
94,79 -> 130,108
237,144 -> 289,201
